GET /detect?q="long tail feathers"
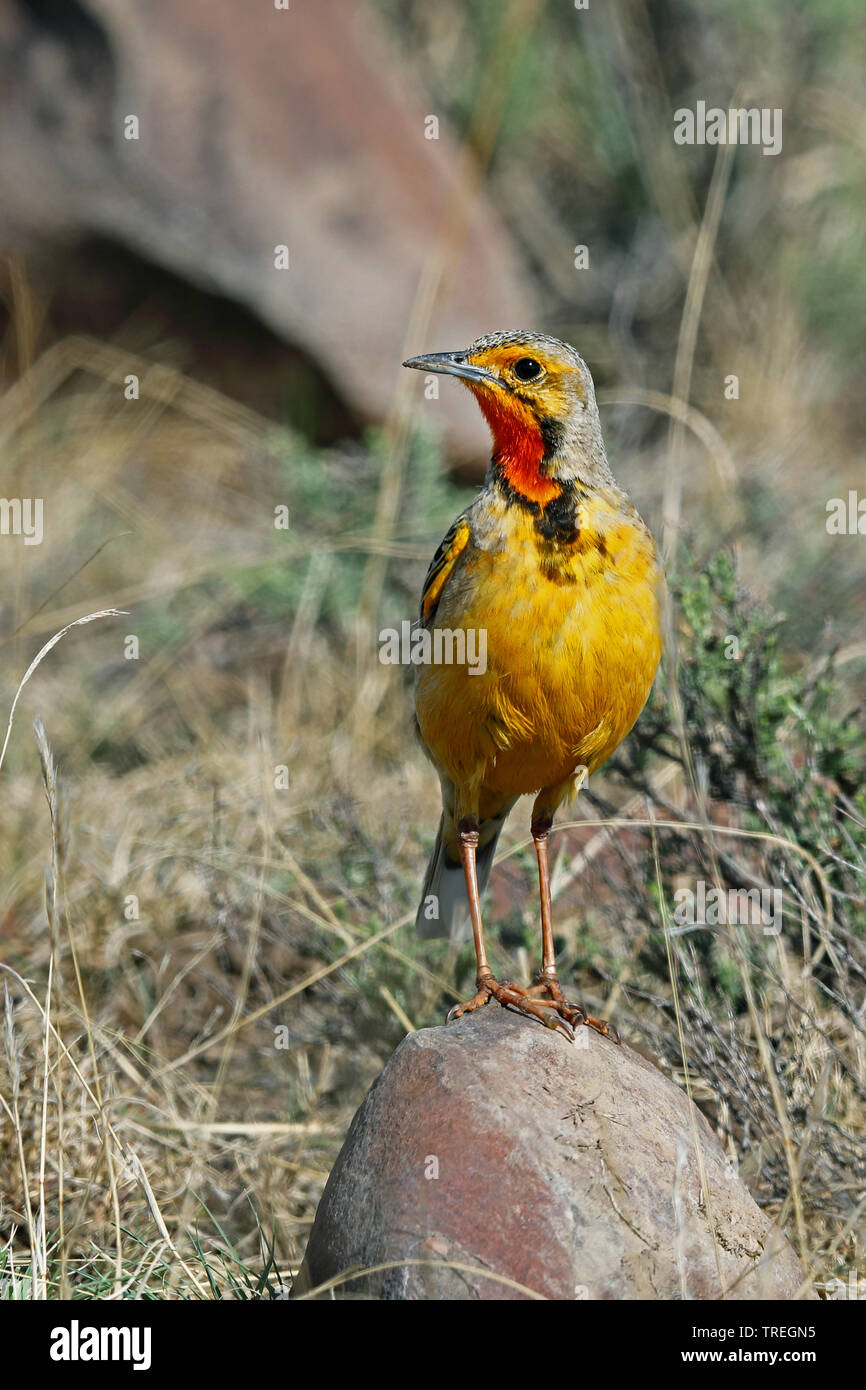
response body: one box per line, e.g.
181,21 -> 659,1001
415,812 -> 508,942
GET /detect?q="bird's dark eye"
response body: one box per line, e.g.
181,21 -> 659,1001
513,357 -> 542,381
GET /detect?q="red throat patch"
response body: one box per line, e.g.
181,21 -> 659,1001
471,385 -> 561,506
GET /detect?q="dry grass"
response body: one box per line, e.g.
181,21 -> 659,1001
1,0 -> 865,1300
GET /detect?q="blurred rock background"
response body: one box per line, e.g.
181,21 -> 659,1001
0,0 -> 863,1299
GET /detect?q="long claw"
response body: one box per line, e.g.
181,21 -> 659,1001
530,973 -> 621,1045
445,974 -> 582,1041
444,973 -> 620,1045
545,1014 -> 575,1041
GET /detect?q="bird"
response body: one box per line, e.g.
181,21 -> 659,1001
403,330 -> 665,1042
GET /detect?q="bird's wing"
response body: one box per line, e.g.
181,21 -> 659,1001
420,513 -> 471,624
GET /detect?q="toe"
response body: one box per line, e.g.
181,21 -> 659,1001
584,1013 -> 621,1044
446,987 -> 492,1024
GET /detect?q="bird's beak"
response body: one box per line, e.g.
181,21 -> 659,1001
402,350 -> 496,387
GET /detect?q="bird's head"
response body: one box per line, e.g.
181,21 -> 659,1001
404,330 -> 612,505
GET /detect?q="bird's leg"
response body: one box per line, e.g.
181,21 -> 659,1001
446,816 -> 575,1039
533,812 -> 560,994
528,813 -> 621,1045
449,817 -> 494,1014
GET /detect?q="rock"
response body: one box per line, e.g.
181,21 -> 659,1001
0,0 -> 531,458
296,1006 -> 808,1300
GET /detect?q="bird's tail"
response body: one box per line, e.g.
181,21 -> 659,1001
415,809 -> 511,942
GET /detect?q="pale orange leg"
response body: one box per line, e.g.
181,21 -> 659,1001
528,816 -> 621,1045
446,817 -> 575,1040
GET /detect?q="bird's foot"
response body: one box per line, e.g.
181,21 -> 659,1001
527,973 -> 621,1044
447,971 -> 576,1041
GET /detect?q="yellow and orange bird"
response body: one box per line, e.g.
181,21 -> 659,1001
403,331 -> 665,1042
